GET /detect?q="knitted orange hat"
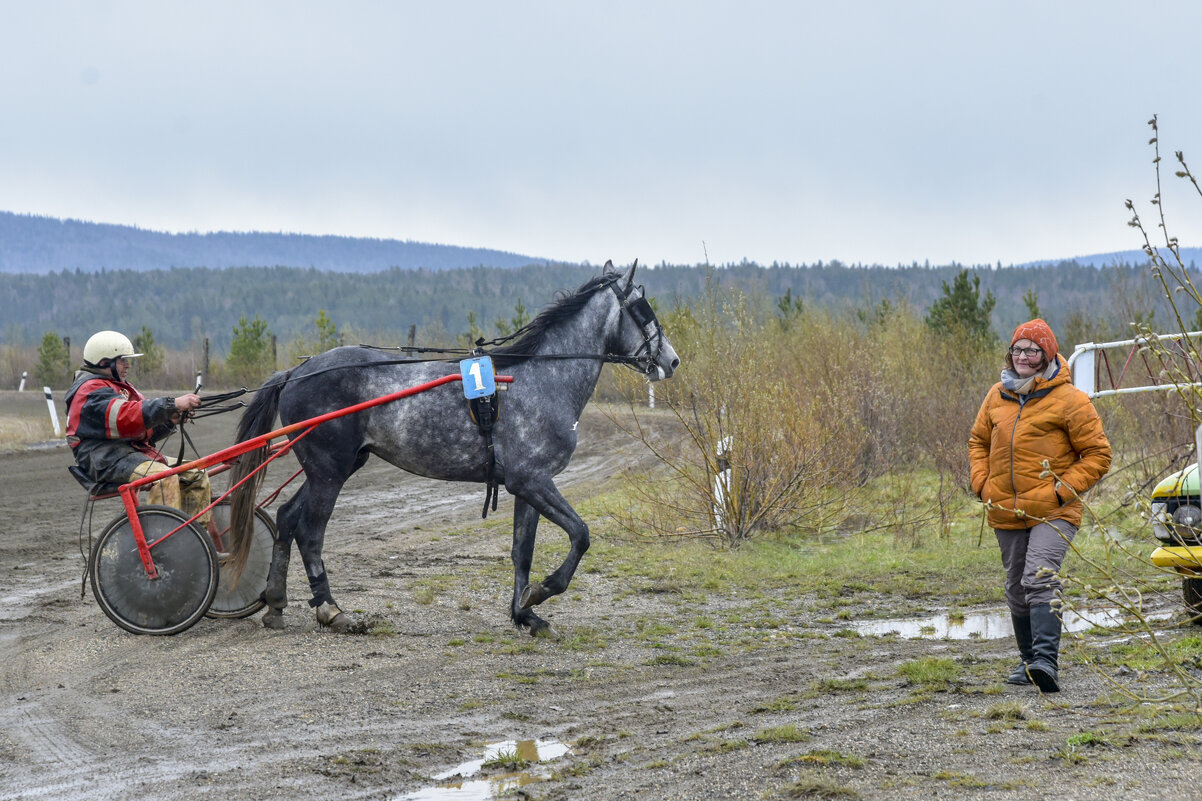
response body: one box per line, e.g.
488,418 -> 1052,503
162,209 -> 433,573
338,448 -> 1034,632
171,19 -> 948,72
1011,318 -> 1058,361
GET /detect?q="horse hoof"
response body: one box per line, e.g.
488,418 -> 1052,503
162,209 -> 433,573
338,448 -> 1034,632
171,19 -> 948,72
316,601 -> 351,633
262,608 -> 285,630
520,582 -> 547,609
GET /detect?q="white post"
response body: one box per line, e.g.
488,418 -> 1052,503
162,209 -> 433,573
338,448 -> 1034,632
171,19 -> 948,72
648,383 -> 655,409
18,371 -> 27,392
43,386 -> 61,436
713,435 -> 732,532
195,371 -> 203,393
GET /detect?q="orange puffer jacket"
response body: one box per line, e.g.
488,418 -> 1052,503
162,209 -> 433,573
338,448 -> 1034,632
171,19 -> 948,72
968,356 -> 1111,530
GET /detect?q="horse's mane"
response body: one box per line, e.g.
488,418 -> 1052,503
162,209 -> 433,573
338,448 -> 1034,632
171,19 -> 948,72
488,272 -> 615,367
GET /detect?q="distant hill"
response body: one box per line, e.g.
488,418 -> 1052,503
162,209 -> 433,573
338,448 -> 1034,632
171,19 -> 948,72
1022,248 -> 1200,269
0,211 -> 544,273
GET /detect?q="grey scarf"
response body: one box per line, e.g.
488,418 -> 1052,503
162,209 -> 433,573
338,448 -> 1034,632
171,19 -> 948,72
1001,359 -> 1059,396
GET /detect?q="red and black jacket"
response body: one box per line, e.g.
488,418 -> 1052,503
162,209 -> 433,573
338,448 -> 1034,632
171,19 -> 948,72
64,368 -> 177,486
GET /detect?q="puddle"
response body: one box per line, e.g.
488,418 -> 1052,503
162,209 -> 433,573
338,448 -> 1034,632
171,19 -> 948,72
398,738 -> 570,801
847,607 -> 1171,640
0,579 -> 76,621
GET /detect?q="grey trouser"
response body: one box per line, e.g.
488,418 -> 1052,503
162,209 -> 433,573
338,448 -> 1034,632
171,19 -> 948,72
995,520 -> 1078,615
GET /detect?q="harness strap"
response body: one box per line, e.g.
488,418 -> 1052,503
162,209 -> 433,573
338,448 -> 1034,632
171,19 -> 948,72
469,394 -> 501,518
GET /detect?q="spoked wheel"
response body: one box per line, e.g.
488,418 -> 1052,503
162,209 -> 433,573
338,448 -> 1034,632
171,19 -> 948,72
205,500 -> 276,619
89,505 -> 219,635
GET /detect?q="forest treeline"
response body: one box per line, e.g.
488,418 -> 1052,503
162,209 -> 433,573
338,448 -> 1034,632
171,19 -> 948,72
0,258 -> 1184,355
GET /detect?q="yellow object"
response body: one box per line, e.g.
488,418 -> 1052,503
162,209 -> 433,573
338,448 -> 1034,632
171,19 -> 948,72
1150,546 -> 1202,575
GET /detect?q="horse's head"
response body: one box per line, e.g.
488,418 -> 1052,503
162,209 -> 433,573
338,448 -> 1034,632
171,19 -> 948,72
604,260 -> 680,382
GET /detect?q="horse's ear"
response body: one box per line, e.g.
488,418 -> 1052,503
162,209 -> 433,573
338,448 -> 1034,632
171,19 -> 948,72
603,259 -> 615,274
621,260 -> 638,288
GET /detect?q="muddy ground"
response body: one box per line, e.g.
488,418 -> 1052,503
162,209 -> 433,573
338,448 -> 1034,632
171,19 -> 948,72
0,389 -> 1199,801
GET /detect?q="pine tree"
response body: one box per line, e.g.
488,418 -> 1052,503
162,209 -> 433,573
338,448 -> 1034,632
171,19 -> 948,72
314,310 -> 342,351
1022,289 -> 1041,320
227,316 -> 274,386
925,270 -> 997,346
133,325 -> 165,382
35,332 -> 71,389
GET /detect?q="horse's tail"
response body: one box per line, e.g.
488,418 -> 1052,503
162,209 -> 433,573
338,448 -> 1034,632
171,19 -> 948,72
224,369 -> 291,585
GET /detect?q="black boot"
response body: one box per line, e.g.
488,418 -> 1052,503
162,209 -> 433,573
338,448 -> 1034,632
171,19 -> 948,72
1006,614 -> 1033,685
1027,603 -> 1062,692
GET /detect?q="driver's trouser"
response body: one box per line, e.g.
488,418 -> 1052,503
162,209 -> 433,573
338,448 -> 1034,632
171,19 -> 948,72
130,460 -> 212,527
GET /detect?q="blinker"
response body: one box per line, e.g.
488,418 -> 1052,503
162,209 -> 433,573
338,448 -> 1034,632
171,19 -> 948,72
627,296 -> 655,328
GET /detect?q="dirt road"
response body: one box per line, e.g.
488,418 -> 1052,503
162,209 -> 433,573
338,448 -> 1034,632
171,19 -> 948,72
0,396 -> 1198,800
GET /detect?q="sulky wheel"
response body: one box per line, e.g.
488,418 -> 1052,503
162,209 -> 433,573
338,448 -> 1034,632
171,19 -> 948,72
205,499 -> 275,619
89,505 -> 219,636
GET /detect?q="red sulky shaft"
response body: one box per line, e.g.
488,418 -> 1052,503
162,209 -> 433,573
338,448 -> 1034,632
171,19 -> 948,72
119,373 -> 513,578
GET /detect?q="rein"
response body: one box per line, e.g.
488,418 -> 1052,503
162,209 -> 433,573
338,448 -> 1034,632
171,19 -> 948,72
178,274 -> 665,470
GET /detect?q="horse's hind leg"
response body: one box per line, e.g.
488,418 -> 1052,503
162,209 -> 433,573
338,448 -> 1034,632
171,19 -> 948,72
292,478 -> 352,632
260,483 -> 303,629
509,498 -> 555,637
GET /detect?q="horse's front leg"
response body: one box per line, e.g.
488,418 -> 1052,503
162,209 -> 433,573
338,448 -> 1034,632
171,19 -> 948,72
260,536 -> 292,629
509,498 -> 554,637
511,477 -> 589,615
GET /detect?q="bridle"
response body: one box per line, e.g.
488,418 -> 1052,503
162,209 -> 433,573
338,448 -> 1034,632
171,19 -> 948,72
606,277 -> 667,376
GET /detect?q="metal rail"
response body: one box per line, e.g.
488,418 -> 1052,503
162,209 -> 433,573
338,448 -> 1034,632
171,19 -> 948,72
1067,331 -> 1202,399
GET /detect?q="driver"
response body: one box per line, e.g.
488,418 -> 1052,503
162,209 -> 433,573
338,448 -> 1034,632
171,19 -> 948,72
65,330 -> 212,530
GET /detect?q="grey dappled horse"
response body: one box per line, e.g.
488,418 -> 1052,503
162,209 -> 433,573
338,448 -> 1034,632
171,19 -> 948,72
225,262 -> 679,636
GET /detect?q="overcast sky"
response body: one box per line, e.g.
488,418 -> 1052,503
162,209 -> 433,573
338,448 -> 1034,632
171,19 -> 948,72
2,1 -> 1200,267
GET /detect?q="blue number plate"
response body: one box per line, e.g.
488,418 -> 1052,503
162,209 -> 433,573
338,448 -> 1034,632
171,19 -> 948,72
459,356 -> 496,399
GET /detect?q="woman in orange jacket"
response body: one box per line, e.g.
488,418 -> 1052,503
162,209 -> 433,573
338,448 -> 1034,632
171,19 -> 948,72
969,319 -> 1111,692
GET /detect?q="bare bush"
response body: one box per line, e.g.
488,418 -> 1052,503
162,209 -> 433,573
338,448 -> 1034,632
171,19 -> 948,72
608,285 -> 863,547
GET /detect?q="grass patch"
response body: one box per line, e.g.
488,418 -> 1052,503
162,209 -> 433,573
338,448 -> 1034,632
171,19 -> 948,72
645,653 -> 696,667
1092,634 -> 1202,672
560,627 -> 610,651
582,462 -> 1140,618
1134,711 -> 1202,733
812,677 -> 870,693
752,694 -> 801,713
782,750 -> 866,769
898,657 -> 959,689
751,724 -> 811,744
1055,731 -> 1111,763
481,747 -> 530,772
782,775 -> 859,798
933,771 -> 988,788
702,738 -> 749,754
1066,731 -> 1110,748
984,701 -> 1027,721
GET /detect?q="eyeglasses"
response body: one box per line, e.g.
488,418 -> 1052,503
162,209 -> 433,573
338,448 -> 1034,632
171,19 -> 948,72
1008,346 -> 1043,359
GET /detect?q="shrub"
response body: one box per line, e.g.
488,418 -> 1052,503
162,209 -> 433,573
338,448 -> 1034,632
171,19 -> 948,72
34,332 -> 71,389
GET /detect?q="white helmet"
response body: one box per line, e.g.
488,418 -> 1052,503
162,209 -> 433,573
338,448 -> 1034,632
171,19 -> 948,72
83,330 -> 142,366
